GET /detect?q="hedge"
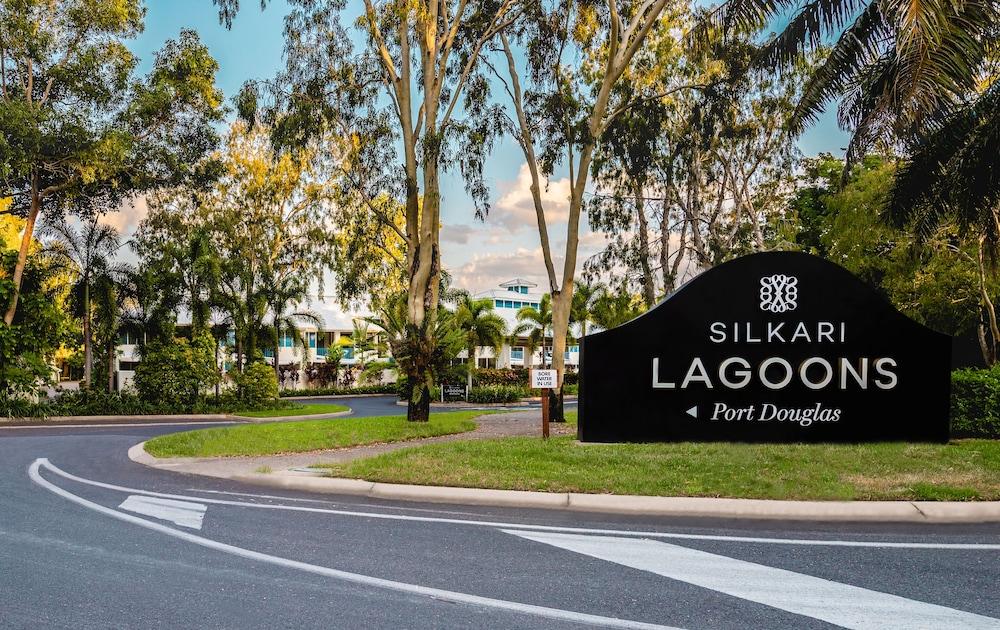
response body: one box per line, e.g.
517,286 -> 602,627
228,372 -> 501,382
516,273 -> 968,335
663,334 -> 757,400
951,368 -> 1000,438
468,385 -> 526,404
281,383 -> 398,398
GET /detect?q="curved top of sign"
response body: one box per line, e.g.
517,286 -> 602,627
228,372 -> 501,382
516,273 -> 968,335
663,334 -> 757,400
586,251 -> 949,342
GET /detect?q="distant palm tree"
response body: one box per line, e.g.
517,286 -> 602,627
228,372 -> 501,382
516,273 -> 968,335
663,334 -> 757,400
454,294 -> 508,390
514,294 -> 554,369
43,217 -> 120,387
571,280 -> 605,338
264,274 -> 322,382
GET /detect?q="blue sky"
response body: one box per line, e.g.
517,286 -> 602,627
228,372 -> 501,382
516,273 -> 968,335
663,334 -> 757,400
127,0 -> 848,292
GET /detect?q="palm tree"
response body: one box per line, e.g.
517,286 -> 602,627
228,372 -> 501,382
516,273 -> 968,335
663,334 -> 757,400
454,294 -> 508,390
365,293 -> 465,421
43,216 -> 120,387
706,0 -> 998,168
264,274 -> 322,383
514,294 -> 554,369
571,280 -> 606,338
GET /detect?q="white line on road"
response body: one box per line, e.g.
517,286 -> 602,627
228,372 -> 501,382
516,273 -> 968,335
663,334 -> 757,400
28,458 -> 679,630
38,460 -> 1000,551
119,495 -> 206,530
506,530 -> 1000,630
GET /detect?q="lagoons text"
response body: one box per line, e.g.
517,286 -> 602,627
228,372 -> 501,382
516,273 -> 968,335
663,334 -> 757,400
651,320 -> 898,391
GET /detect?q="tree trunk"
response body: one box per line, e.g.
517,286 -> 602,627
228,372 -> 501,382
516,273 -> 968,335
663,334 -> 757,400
83,282 -> 92,388
108,336 -> 116,393
466,345 -> 474,392
549,289 -> 572,423
635,186 -> 656,308
4,174 -> 41,326
273,326 -> 281,384
977,238 -> 999,366
214,335 -> 221,400
404,158 -> 442,423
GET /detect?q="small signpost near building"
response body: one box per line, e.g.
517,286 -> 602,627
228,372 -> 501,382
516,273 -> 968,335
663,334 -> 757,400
531,369 -> 558,438
442,383 -> 467,402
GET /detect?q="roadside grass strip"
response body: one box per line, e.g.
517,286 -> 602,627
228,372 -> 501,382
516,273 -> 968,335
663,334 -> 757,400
144,411 -> 486,458
234,403 -> 349,418
317,412 -> 1000,501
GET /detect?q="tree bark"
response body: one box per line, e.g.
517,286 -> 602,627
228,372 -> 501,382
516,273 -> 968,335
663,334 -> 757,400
635,185 -> 656,307
83,282 -> 92,388
977,238 -> 999,366
107,336 -> 116,393
4,173 -> 41,326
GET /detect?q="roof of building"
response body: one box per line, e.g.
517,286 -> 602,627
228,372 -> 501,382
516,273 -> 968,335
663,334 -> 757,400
499,278 -> 538,288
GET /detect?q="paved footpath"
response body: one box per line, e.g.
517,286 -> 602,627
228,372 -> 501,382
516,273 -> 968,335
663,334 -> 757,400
135,411 -> 570,478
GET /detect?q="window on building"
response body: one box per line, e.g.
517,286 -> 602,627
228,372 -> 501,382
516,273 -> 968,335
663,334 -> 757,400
511,347 -> 524,360
118,361 -> 140,372
520,286 -> 528,294
308,332 -> 317,348
118,330 -> 139,345
570,345 -> 579,352
477,357 -> 496,368
531,302 -> 539,309
504,300 -> 514,308
280,332 -> 294,348
513,300 -> 521,308
495,299 -> 503,308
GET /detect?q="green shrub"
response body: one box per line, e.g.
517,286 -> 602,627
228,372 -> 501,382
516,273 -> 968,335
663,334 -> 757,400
951,368 -> 1000,438
134,333 -> 218,409
232,362 -> 280,406
281,383 -> 398,398
474,367 -> 528,387
563,383 -> 579,395
468,385 -> 526,404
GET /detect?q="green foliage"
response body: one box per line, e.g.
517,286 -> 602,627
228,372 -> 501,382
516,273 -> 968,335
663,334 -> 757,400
134,332 -> 219,409
951,369 -> 1000,438
474,367 -> 529,387
231,362 -> 279,406
279,383 -> 397,398
0,250 -> 72,401
467,385 -> 526,404
789,154 -> 990,337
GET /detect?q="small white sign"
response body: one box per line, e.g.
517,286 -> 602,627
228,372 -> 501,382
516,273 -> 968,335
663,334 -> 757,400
531,369 -> 558,389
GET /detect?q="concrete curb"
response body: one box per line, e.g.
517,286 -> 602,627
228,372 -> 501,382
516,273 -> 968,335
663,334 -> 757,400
128,441 -> 1000,523
2,413 -> 233,427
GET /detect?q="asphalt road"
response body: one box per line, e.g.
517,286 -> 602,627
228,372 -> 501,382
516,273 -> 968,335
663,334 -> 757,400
2,396 -> 998,629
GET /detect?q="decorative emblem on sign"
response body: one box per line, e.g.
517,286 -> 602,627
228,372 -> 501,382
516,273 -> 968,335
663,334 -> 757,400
759,274 -> 798,313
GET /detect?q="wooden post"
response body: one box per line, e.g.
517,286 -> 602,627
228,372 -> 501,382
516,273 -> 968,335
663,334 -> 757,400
541,387 -> 550,439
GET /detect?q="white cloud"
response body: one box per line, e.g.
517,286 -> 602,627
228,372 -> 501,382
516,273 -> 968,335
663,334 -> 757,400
99,195 -> 148,237
487,163 -> 571,233
441,224 -> 476,245
449,231 -> 610,292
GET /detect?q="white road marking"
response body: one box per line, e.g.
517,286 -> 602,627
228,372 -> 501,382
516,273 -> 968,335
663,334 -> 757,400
507,530 -> 1000,630
39,460 -> 1000,551
119,495 -> 206,530
28,458 -> 679,630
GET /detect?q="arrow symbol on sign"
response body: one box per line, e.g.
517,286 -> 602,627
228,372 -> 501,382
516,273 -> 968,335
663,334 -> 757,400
685,406 -> 698,418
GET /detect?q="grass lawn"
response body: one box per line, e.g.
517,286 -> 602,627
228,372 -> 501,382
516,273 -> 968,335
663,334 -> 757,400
234,403 -> 349,418
144,411 -> 485,458
318,411 -> 1000,501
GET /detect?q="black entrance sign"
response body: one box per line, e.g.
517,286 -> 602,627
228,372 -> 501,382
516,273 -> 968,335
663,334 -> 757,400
578,252 -> 951,443
442,384 -> 466,401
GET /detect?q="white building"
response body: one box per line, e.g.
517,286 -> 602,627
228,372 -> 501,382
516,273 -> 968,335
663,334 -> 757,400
466,278 -> 580,371
110,277 -> 580,391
